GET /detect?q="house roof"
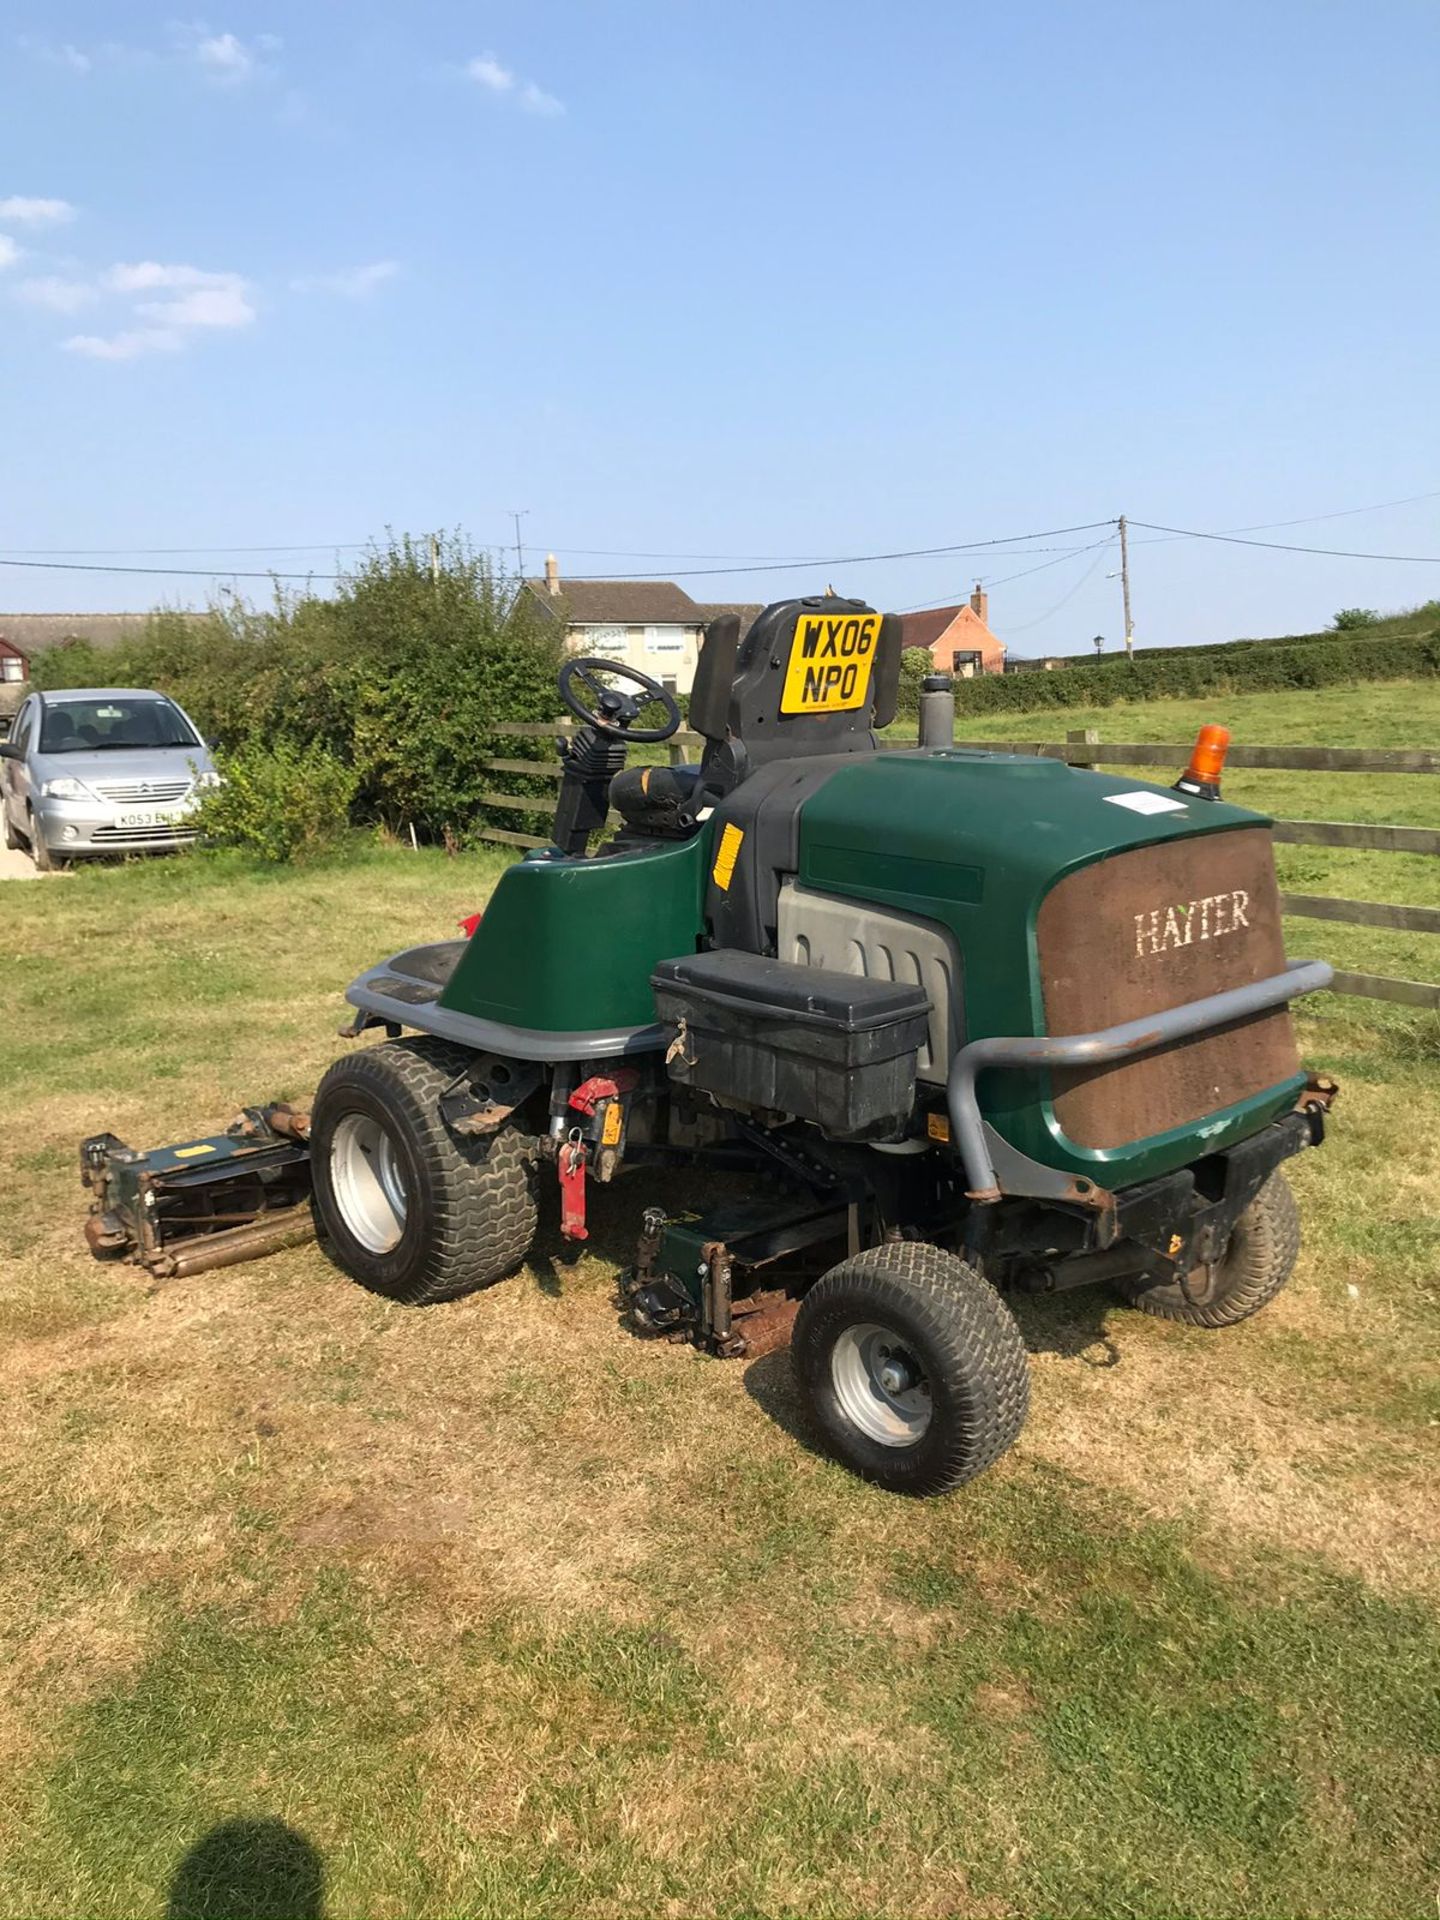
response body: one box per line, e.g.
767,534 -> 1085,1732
524,578 -> 761,633
524,578 -> 703,625
898,603 -> 1003,655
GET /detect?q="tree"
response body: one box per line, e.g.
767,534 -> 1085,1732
1332,607 -> 1380,631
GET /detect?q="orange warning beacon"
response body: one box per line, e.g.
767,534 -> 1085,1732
1174,723 -> 1230,801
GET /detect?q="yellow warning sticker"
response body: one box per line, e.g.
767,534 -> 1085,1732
711,821 -> 745,891
926,1111 -> 951,1143
780,611 -> 882,714
173,1144 -> 217,1158
601,1101 -> 624,1147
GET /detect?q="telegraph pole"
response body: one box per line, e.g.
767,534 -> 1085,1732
509,509 -> 530,579
1118,514 -> 1135,658
429,533 -> 440,586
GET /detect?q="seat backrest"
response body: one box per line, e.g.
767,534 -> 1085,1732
687,596 -> 902,805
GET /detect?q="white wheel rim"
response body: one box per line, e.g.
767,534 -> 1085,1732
330,1112 -> 409,1254
831,1320 -> 932,1447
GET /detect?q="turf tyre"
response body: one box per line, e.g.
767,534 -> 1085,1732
791,1241 -> 1030,1495
1118,1170 -> 1300,1328
311,1036 -> 538,1305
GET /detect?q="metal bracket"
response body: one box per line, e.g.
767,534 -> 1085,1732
947,958 -> 1335,1203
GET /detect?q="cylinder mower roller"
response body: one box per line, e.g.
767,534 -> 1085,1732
82,598 -> 1339,1495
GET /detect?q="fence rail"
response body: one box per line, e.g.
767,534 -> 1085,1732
480,720 -> 1439,1010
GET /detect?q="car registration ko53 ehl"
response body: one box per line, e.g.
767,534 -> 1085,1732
780,611 -> 882,715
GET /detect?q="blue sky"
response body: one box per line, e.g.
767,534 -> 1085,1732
3,0 -> 1438,648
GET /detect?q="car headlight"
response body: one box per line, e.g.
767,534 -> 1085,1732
42,777 -> 91,800
193,770 -> 224,791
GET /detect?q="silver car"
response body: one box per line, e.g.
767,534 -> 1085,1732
0,687 -> 219,869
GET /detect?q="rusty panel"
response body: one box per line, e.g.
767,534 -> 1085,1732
1037,826 -> 1300,1150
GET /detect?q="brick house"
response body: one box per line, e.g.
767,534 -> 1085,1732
522,556 -> 759,697
898,585 -> 1005,677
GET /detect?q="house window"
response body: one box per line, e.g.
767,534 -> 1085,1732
0,657 -> 22,683
645,625 -> 684,654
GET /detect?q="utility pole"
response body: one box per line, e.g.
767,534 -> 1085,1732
429,533 -> 440,587
509,509 -> 529,579
1118,514 -> 1135,659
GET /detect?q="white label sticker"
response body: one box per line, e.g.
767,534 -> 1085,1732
1104,790 -> 1188,816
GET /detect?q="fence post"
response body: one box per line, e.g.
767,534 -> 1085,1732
1065,727 -> 1099,765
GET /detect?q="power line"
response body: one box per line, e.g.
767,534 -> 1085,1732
0,521 -> 1121,586
1129,520 -> 1440,563
1004,544 -> 1115,635
1133,485 -> 1440,545
895,538 -> 1115,613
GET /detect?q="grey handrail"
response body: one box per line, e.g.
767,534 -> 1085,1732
947,958 -> 1334,1201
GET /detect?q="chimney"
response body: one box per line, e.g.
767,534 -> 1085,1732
544,553 -> 560,597
969,582 -> 989,627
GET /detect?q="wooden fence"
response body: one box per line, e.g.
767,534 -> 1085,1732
481,721 -> 1440,1012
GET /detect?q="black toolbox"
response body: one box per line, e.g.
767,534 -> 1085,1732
651,951 -> 931,1141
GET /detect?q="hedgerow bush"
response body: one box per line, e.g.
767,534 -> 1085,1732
194,740 -> 358,862
955,632 -> 1440,717
33,534 -> 563,843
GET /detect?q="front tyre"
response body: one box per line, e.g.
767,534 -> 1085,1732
791,1242 -> 1030,1495
311,1037 -> 538,1305
1118,1169 -> 1300,1328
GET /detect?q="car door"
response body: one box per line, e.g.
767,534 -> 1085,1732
4,698 -> 34,827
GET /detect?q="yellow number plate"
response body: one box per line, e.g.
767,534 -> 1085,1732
780,612 -> 882,715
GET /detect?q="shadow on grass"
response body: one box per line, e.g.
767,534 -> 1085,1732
167,1818 -> 323,1920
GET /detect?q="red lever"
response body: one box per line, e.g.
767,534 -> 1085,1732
569,1067 -> 639,1117
558,1130 -> 588,1240
458,911 -> 484,938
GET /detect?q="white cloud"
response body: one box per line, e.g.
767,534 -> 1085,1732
178,24 -> 281,84
466,51 -> 563,116
519,82 -> 563,116
63,261 -> 256,359
16,275 -> 96,313
0,236 -> 19,271
140,283 -> 254,328
291,260 -> 399,299
64,327 -> 184,361
0,196 -> 77,225
467,53 -> 514,93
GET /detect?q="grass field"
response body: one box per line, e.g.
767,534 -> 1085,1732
1,681 -> 1437,1919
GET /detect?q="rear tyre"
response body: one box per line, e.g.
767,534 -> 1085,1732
791,1242 -> 1030,1495
1118,1170 -> 1300,1328
311,1036 -> 538,1305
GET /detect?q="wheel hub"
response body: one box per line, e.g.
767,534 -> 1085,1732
831,1321 -> 932,1447
330,1112 -> 409,1254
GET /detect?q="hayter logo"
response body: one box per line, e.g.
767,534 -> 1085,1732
1135,890 -> 1250,956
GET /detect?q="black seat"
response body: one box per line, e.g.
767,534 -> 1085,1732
609,762 -> 704,837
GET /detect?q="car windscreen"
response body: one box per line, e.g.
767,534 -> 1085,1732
39,697 -> 200,754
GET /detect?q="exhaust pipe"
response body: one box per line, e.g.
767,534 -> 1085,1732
919,673 -> 955,750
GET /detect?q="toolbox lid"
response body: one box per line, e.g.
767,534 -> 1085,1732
653,950 -> 930,1032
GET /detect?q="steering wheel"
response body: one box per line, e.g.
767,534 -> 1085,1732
558,657 -> 682,743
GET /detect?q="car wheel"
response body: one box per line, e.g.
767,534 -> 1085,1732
791,1241 -> 1031,1495
1116,1171 -> 1300,1328
311,1036 -> 539,1305
28,813 -> 59,871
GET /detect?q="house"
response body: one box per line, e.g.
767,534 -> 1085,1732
898,585 -> 1006,677
0,634 -> 30,732
522,556 -> 760,696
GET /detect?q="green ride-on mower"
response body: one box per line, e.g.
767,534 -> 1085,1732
82,597 -> 1338,1495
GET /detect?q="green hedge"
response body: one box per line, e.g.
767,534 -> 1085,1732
954,632 -> 1440,716
33,535 -> 563,844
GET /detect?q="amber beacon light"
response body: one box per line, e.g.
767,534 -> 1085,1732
1173,723 -> 1231,801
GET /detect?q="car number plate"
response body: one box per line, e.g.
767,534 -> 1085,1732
117,808 -> 182,829
780,611 -> 883,714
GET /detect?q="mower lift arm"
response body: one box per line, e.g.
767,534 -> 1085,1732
947,958 -> 1335,1203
